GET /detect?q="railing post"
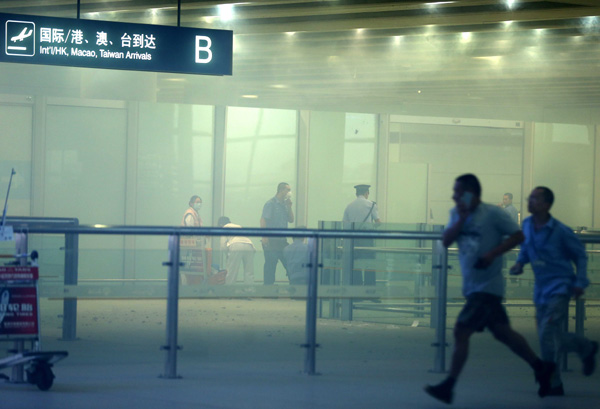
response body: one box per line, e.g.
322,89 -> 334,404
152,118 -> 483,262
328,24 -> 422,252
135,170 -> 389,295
415,223 -> 426,319
304,236 -> 319,375
431,233 -> 448,373
11,233 -> 28,383
161,234 -> 181,379
341,226 -> 354,321
575,298 -> 585,336
62,231 -> 79,341
574,238 -> 586,341
563,297 -> 586,371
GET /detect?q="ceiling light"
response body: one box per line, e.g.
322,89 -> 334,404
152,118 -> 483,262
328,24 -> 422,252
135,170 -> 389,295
202,16 -> 217,24
461,32 -> 472,42
426,1 -> 456,7
505,0 -> 517,10
218,4 -> 235,22
424,24 -> 436,35
473,56 -> 502,65
242,95 -> 258,99
582,16 -> 599,29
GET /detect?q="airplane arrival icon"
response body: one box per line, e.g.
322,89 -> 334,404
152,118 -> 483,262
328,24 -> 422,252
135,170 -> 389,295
5,20 -> 35,56
10,27 -> 33,45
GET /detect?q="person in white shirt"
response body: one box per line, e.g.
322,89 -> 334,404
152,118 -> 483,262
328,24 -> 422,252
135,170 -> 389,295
342,184 -> 380,285
218,216 -> 256,285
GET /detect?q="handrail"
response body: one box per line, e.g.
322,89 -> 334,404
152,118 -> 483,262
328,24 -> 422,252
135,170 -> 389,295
7,216 -> 80,225
10,223 -> 600,243
6,220 -> 600,377
10,224 -> 444,240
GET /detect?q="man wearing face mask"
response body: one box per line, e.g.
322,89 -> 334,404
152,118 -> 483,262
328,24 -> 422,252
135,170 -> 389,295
260,182 -> 294,285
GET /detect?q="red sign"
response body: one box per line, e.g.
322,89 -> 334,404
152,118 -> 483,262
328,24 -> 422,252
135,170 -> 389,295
0,286 -> 38,336
0,266 -> 39,281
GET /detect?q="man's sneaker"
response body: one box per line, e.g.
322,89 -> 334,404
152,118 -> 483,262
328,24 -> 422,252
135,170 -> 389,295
583,341 -> 598,376
424,383 -> 453,405
545,383 -> 565,397
535,361 -> 556,398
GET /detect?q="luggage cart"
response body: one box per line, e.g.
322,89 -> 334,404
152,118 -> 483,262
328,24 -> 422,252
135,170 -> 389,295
0,168 -> 68,390
0,264 -> 68,390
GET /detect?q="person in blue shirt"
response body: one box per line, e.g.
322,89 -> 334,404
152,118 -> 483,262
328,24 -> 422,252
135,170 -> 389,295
425,174 -> 554,405
510,186 -> 598,396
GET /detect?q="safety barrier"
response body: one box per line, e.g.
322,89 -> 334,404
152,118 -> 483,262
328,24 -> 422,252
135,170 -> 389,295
5,221 -> 600,378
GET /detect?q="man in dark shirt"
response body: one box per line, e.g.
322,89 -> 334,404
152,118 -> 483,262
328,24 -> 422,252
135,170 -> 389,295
260,182 -> 294,285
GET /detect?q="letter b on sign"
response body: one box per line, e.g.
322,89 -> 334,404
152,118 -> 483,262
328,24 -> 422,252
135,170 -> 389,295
195,36 -> 212,63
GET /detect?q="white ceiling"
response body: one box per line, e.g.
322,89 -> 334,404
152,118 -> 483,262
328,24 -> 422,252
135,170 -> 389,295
1,1 -> 600,116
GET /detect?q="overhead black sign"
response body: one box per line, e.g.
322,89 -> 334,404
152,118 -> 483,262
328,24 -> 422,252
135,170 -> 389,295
0,12 -> 232,76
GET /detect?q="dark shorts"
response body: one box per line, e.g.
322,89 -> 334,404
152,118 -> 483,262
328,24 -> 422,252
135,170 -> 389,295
456,292 -> 510,332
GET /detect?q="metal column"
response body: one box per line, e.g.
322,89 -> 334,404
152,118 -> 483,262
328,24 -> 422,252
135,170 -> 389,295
161,235 -> 182,379
62,230 -> 79,340
304,237 -> 320,375
340,235 -> 354,321
431,235 -> 449,373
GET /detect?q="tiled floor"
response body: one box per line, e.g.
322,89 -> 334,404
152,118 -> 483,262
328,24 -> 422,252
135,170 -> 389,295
1,298 -> 598,409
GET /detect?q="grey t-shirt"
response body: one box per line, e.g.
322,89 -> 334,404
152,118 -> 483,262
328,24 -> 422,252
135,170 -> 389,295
447,202 -> 520,298
283,240 -> 310,283
503,204 -> 519,224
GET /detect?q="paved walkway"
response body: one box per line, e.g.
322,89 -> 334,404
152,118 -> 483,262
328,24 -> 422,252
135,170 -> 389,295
1,299 -> 598,408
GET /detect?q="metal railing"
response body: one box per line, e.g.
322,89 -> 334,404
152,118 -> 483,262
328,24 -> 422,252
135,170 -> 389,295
6,221 -> 600,378
7,223 -> 446,377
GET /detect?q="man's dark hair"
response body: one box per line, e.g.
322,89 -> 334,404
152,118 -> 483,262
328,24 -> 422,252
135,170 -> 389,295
455,174 -> 481,197
504,192 -> 513,200
535,186 -> 555,206
217,216 -> 231,227
277,182 -> 289,193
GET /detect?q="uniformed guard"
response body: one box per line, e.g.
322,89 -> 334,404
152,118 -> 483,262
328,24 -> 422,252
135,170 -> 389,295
343,184 -> 381,225
342,184 -> 381,286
